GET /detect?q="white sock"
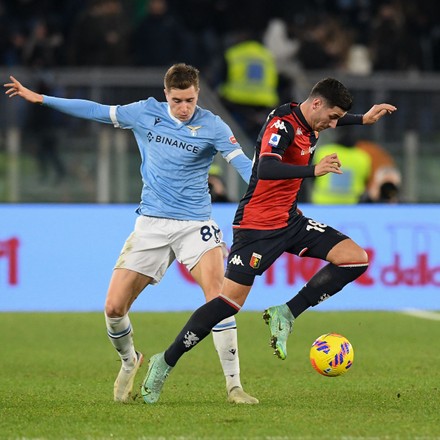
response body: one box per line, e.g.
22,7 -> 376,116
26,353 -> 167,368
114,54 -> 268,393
212,316 -> 242,392
105,313 -> 137,371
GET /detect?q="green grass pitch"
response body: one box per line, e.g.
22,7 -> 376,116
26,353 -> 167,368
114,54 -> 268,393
1,311 -> 439,439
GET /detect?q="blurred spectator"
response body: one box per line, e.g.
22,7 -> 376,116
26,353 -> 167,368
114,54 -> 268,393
295,15 -> 354,71
1,0 -> 440,73
401,3 -> 434,71
369,1 -> 424,71
360,166 -> 401,203
28,78 -> 66,183
345,44 -> 372,75
295,20 -> 336,70
355,139 -> 395,192
2,24 -> 26,67
208,164 -> 231,203
356,139 -> 402,203
431,15 -> 440,71
211,0 -> 273,41
311,129 -> 372,205
131,0 -> 191,67
67,0 -> 131,66
217,30 -> 280,140
263,18 -> 299,68
22,18 -> 64,67
0,1 -> 9,64
171,0 -> 221,73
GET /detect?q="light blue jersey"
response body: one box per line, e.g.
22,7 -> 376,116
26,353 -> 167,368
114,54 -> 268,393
43,96 -> 251,220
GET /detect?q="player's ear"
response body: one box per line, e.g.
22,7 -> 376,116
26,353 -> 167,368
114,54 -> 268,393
312,98 -> 322,110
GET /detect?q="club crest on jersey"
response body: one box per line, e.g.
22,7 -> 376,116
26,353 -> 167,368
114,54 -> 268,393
270,120 -> 287,132
268,133 -> 281,147
249,252 -> 262,269
187,125 -> 202,136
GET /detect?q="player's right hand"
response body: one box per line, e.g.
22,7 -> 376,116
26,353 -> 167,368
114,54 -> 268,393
4,76 -> 44,104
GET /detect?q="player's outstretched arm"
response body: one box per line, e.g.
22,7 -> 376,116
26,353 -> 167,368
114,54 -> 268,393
4,76 -> 43,104
362,103 -> 397,125
5,75 -> 113,124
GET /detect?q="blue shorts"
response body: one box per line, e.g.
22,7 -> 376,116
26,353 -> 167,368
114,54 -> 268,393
225,213 -> 349,285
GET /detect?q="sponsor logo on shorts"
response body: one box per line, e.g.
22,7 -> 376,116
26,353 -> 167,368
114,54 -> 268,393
249,252 -> 262,269
229,254 -> 244,266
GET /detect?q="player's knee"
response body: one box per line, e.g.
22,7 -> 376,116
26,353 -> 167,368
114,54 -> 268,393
357,247 -> 369,265
104,300 -> 127,318
329,240 -> 368,266
201,278 -> 224,301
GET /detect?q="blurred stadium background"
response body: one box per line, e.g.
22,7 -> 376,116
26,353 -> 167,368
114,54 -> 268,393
1,0 -> 440,203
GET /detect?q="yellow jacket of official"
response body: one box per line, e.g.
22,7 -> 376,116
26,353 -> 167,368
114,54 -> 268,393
311,144 -> 372,205
220,40 -> 279,107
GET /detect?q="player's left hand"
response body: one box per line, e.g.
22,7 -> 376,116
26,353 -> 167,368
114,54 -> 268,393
362,103 -> 397,125
314,153 -> 343,177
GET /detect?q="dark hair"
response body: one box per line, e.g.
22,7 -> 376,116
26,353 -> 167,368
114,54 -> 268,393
309,77 -> 353,111
164,63 -> 200,90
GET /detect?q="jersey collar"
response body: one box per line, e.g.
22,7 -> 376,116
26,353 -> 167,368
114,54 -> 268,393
166,105 -> 200,125
167,104 -> 183,125
292,102 -> 313,132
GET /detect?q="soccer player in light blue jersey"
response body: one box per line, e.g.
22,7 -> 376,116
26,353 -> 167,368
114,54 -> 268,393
4,64 -> 259,404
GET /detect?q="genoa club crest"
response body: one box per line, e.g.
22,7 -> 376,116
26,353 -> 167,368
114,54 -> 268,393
249,252 -> 262,269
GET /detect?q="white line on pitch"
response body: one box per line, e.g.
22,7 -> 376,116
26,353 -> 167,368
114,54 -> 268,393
401,309 -> 440,321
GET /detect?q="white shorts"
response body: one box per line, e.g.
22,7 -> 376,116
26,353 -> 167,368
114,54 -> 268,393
114,215 -> 227,284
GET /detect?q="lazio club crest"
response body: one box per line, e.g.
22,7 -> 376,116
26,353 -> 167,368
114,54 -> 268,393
187,125 -> 202,136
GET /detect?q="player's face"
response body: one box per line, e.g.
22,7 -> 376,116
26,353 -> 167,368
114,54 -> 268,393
165,86 -> 199,122
309,98 -> 347,132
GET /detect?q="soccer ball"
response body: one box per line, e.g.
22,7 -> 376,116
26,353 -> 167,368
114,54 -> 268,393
310,333 -> 354,377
